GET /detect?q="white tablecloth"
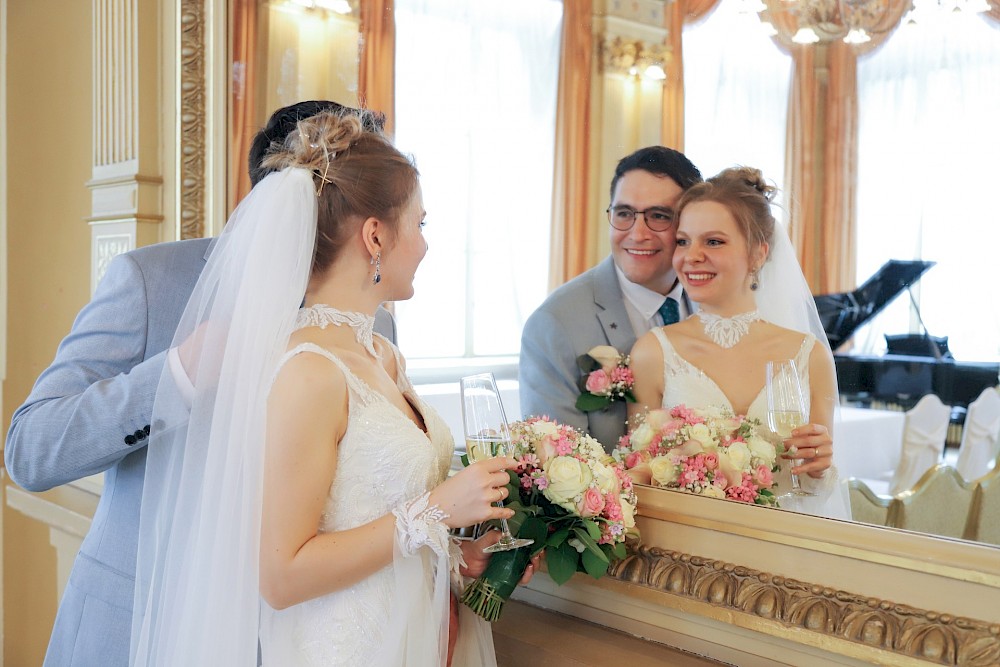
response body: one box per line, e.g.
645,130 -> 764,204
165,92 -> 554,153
834,406 -> 907,480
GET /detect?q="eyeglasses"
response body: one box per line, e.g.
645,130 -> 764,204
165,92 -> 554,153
606,206 -> 676,232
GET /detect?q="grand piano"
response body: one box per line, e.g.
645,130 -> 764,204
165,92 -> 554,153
815,260 -> 1000,412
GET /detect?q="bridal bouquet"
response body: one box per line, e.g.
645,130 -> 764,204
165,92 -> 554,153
460,417 -> 638,621
575,345 -> 635,412
613,405 -> 780,507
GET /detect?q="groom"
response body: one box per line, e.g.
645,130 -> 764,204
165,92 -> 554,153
4,100 -> 395,667
519,146 -> 702,451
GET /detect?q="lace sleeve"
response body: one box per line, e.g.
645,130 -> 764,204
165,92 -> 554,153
391,492 -> 451,558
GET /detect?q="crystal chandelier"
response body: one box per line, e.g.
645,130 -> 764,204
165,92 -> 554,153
753,0 -> 991,44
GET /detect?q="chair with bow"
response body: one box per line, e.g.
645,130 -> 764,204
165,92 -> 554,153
887,464 -> 976,539
888,394 -> 952,495
846,478 -> 892,526
965,465 -> 1000,545
955,387 -> 1000,483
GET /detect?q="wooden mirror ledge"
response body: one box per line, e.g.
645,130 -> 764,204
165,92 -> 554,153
506,486 -> 1000,666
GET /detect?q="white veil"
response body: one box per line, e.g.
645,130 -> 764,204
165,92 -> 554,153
130,168 -> 317,665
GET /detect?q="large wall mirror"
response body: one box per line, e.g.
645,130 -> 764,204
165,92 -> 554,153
218,0 -> 1000,556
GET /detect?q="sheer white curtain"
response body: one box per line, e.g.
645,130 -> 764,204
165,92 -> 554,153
855,16 -> 1000,361
393,0 -> 562,359
683,0 -> 792,207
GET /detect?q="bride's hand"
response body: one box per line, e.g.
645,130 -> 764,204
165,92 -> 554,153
783,423 -> 833,478
429,457 -> 517,529
459,533 -> 543,582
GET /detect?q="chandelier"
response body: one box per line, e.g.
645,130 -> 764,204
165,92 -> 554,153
746,0 -> 992,44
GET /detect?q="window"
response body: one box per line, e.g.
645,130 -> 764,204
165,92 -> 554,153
392,0 -> 562,364
855,16 -> 1000,361
683,1 -> 791,202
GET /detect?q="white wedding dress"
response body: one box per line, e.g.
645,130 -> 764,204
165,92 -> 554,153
651,327 -> 850,519
259,336 -> 497,666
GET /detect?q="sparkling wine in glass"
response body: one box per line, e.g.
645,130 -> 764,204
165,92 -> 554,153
459,373 -> 533,553
765,359 -> 814,497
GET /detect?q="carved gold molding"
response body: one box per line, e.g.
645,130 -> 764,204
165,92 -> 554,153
598,35 -> 669,79
180,0 -> 206,239
609,544 -> 1000,666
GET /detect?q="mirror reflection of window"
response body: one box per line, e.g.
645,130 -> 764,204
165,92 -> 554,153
854,16 -> 1000,362
392,0 -> 562,360
682,0 -> 791,214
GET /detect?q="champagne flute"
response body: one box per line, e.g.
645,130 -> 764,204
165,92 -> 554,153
460,372 -> 534,553
765,359 -> 814,497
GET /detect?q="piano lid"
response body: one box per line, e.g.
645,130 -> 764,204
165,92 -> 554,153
814,259 -> 935,350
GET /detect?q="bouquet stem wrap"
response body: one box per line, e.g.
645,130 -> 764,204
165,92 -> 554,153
459,545 -> 533,622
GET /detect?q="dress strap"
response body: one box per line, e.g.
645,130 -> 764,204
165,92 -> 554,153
374,333 -> 413,393
275,342 -> 376,404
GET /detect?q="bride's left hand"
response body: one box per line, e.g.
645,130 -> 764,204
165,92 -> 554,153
782,423 -> 833,478
459,532 -> 543,584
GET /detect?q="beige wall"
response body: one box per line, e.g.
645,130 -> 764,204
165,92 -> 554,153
3,0 -> 94,662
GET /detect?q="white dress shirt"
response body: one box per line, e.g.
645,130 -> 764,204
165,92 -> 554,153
614,265 -> 690,338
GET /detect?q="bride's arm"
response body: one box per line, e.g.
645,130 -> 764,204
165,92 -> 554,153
259,354 -> 515,610
786,342 -> 838,478
627,331 -> 665,427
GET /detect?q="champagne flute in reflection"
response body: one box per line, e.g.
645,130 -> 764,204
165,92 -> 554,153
765,359 -> 814,497
460,373 -> 534,553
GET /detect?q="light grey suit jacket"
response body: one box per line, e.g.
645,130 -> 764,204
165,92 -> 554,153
519,256 -> 691,452
4,237 -> 396,667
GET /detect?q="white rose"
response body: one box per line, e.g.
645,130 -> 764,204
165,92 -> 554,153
591,461 -> 617,493
620,497 -> 637,529
531,420 -> 559,437
724,441 -> 752,471
648,456 -> 678,487
688,424 -> 715,448
747,435 -> 776,467
630,423 -> 654,450
543,456 -> 594,507
587,345 -> 621,371
581,435 -> 608,461
700,485 -> 726,499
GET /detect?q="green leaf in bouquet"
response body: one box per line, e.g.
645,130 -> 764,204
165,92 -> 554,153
581,547 -> 611,579
580,518 -> 602,541
611,541 -> 627,560
460,453 -> 470,467
546,526 -> 571,548
572,527 -> 608,562
517,516 -> 549,556
575,393 -> 610,412
622,388 -> 637,403
546,542 -> 580,586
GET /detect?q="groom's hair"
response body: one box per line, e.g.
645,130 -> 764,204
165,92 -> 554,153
610,146 -> 703,201
248,100 -> 387,186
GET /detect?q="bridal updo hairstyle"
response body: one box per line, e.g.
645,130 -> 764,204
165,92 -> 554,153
259,108 -> 419,277
675,166 -> 777,264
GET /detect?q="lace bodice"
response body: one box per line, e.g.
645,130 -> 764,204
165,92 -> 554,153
651,327 -> 850,519
653,327 -> 814,425
259,337 -> 455,666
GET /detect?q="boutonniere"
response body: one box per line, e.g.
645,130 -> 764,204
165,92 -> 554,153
575,345 -> 636,412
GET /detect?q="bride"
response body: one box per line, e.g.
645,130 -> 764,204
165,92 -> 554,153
628,167 -> 849,517
129,109 -> 532,665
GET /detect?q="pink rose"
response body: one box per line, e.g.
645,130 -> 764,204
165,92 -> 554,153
754,464 -> 773,487
577,486 -> 606,517
535,435 -> 558,466
703,452 -> 719,470
585,369 -> 612,395
624,450 -> 648,469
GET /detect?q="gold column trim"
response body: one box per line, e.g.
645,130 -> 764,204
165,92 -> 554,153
609,544 -> 1000,666
180,0 -> 206,239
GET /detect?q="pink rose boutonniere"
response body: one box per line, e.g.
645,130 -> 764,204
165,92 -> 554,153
575,345 -> 635,412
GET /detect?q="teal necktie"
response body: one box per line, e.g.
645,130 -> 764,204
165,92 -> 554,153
658,298 -> 680,325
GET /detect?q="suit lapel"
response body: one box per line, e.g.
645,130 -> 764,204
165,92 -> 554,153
592,257 -> 636,352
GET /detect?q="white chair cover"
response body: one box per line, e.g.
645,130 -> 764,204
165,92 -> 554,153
889,394 -> 951,495
955,387 -> 1000,483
